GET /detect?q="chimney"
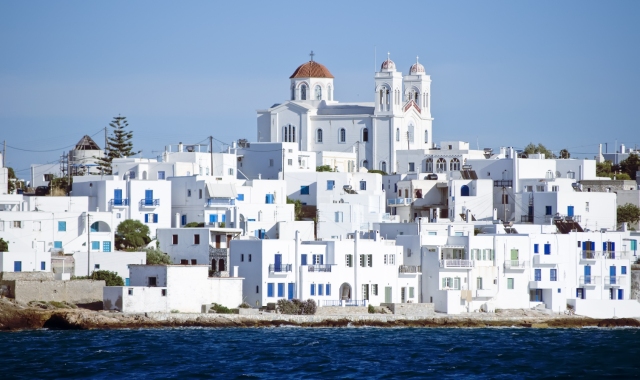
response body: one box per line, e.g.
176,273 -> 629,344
178,142 -> 183,152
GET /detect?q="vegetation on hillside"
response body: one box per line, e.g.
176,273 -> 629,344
115,219 -> 151,250
96,115 -> 140,175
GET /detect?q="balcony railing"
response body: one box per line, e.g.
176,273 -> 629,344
521,215 -> 533,223
494,180 -> 512,187
308,265 -> 332,272
139,199 -> 160,207
504,260 -> 527,269
109,199 -> 129,207
344,299 -> 366,307
323,300 -> 342,307
388,198 -> 413,206
579,275 -> 600,286
604,276 -> 624,286
206,198 -> 235,206
269,264 -> 292,273
552,214 -> 582,223
399,265 -> 422,273
580,251 -> 630,260
439,260 -> 474,268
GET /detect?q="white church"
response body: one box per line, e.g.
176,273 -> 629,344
257,53 -> 433,174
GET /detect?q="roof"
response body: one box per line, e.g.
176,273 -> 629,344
290,61 -> 334,79
206,182 -> 237,199
316,104 -> 375,115
74,135 -> 101,150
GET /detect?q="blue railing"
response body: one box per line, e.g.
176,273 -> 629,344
139,199 -> 160,207
308,265 -> 332,272
269,264 -> 292,273
109,199 -> 129,207
206,198 -> 235,206
344,300 -> 366,307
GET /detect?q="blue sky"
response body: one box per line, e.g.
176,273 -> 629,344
1,1 -> 639,177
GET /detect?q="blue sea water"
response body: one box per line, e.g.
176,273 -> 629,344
1,327 -> 639,379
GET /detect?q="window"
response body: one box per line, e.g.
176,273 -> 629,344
58,221 -> 66,232
346,254 -> 353,267
103,241 -> 111,252
128,288 -> 133,296
288,159 -> 293,166
507,278 -> 514,289
334,211 -> 343,223
407,125 -> 414,143
550,269 -> 557,281
269,159 -> 274,167
162,289 -> 167,296
277,283 -> 284,297
567,171 -> 575,179
339,128 -> 346,143
396,128 -> 400,142
94,264 -> 100,270
545,206 -> 552,215
424,130 -> 429,143
249,254 -> 252,262
12,221 -> 22,228
372,284 -> 378,296
41,261 -> 46,270
534,244 -> 539,254
91,241 -> 100,250
544,243 -> 551,255
535,269 -> 541,281
326,284 -> 331,296
552,185 -> 559,192
267,283 -> 274,297
310,284 -> 315,296
181,215 -> 187,226
360,181 -> 366,191
367,254 -> 372,267
436,158 -> 446,172
199,189 -> 203,199
449,158 -> 460,171
315,85 -> 322,100
194,234 -> 200,245
362,284 -> 369,300
316,129 -> 323,143
622,266 -> 627,275
380,161 -> 386,173
256,286 -> 259,294
425,158 -> 433,173
362,128 -> 369,142
318,284 -> 324,296
54,241 -> 62,249
585,202 -> 590,212
477,277 -> 483,290
389,254 -> 395,265
460,185 -> 470,197
228,168 -> 234,176
525,186 -> 533,192
300,186 -> 310,195
326,180 -> 335,190
172,235 -> 178,244
536,185 -> 545,192
144,213 -> 158,223
241,254 -> 245,262
157,171 -> 165,180
441,277 -> 461,290
117,213 -> 121,219
408,162 -> 415,172
187,190 -> 192,197
409,287 -> 415,298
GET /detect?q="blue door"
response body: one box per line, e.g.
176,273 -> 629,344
145,190 -> 153,205
567,206 -> 574,217
584,265 -> 591,284
610,242 -> 615,258
274,254 -> 282,272
610,266 -> 616,285
618,289 -> 624,300
103,241 -> 111,252
14,261 -> 22,272
287,283 -> 295,300
114,189 -> 123,205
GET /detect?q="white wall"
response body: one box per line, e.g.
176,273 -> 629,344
0,251 -> 51,272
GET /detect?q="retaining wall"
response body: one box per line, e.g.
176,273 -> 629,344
381,303 -> 435,316
315,306 -> 368,315
2,279 -> 105,304
632,270 -> 640,301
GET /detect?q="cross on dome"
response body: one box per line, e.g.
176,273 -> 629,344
310,50 -> 315,62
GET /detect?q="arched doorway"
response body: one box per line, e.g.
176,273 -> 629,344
211,259 -> 217,272
218,259 -> 225,272
339,283 -> 352,300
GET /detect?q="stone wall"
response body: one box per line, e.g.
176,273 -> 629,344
1,278 -> 104,304
381,303 -> 435,316
315,306 -> 368,315
632,270 -> 640,301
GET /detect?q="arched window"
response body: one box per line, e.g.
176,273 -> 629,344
362,128 -> 369,142
408,124 -> 414,143
450,158 -> 460,171
291,85 -> 295,100
461,185 -> 470,197
425,158 -> 433,173
396,128 -> 400,142
380,161 -> 387,173
328,85 -> 332,101
316,129 -> 323,143
436,158 -> 447,172
385,89 -> 390,109
424,130 -> 429,144
218,259 -> 225,272
414,91 -> 419,102
211,259 -> 217,272
339,128 -> 346,143
379,89 -> 384,110
283,124 -> 296,142
301,84 -> 307,100
362,160 -> 368,169
315,85 -> 322,100
405,189 -> 409,198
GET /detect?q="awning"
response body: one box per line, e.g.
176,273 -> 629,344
206,182 -> 237,199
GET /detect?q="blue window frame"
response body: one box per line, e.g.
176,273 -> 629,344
210,214 -> 218,223
277,283 -> 285,297
90,222 -> 99,232
534,244 -> 539,254
103,241 -> 111,252
300,186 -> 310,195
181,215 -> 187,226
288,283 -> 295,300
318,284 -> 324,296
267,283 -> 274,297
534,269 -> 541,281
41,261 -> 46,270
157,171 -> 165,180
236,194 -> 244,201
91,241 -> 100,250
153,214 -> 158,223
58,221 -> 66,232
550,269 -> 557,281
544,244 -> 551,255
301,254 -> 307,265
327,180 -> 335,190
114,189 -> 123,205
54,241 -> 62,249
621,266 -> 627,275
545,206 -> 552,215
360,181 -> 366,191
310,284 -> 315,296
326,284 -> 331,296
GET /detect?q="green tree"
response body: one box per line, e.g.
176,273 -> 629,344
618,153 -> 640,180
596,161 -> 613,178
115,219 -> 151,250
90,270 -> 124,286
7,167 -> 17,194
614,173 -> 632,180
617,203 -> 640,228
96,115 -> 140,175
145,248 -> 172,265
559,149 -> 570,159
0,238 -> 8,252
184,222 -> 204,228
316,165 -> 334,172
287,197 -> 302,221
523,143 -> 555,159
368,169 -> 388,175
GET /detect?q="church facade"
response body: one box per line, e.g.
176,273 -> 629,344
257,54 -> 433,174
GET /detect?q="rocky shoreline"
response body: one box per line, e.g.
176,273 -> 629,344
1,300 -> 640,331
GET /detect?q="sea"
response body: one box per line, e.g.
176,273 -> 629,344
1,327 -> 639,379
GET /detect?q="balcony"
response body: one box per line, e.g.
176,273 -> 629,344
476,289 -> 497,298
604,276 -> 624,287
494,180 -> 512,187
269,264 -> 292,273
533,255 -> 563,265
399,265 -> 422,274
307,265 -> 332,272
439,260 -> 474,268
206,198 -> 235,207
579,275 -> 600,286
139,199 -> 160,207
504,260 -> 527,269
387,198 -> 412,206
109,199 -> 129,207
580,251 -> 630,260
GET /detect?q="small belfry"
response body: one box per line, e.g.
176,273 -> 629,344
289,51 -> 334,101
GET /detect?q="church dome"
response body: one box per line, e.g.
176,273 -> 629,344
290,61 -> 334,79
410,62 -> 425,74
381,59 -> 396,71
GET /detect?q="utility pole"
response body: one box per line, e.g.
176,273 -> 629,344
3,140 -> 6,168
209,136 -> 214,177
87,213 -> 91,277
67,152 -> 71,194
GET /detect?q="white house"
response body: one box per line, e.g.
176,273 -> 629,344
235,141 -> 316,180
103,264 -> 243,313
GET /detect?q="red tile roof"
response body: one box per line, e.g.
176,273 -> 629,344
290,61 -> 334,79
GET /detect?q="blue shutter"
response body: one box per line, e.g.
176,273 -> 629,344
114,189 -> 122,205
534,244 -> 539,254
301,254 -> 307,265
267,283 -> 274,297
310,284 -> 315,296
181,215 -> 187,225
544,244 -> 550,255
221,214 -> 226,222
535,269 -> 541,281
145,190 -> 153,205
288,283 -> 294,300
318,284 -> 323,296
320,255 -> 324,265
145,214 -> 149,223
326,284 -> 331,296
274,254 -> 282,271
14,261 -> 22,272
236,194 -> 244,201
277,283 -> 284,297
603,242 -> 607,252
622,266 -> 627,275
54,241 -> 62,249
153,214 -> 158,223
567,206 -> 574,216
590,241 -> 595,251
582,241 -> 587,251
312,254 -> 317,265
92,241 -> 100,250
618,289 -> 624,300
58,221 -> 66,231
210,214 -> 215,223
41,261 -> 46,270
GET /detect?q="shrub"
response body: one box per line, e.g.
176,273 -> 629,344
238,302 -> 251,309
184,222 -> 204,228
276,299 -> 317,315
0,237 -> 8,252
368,304 -> 375,314
90,270 -> 124,286
210,303 -> 232,314
145,248 -> 171,265
301,299 -> 317,315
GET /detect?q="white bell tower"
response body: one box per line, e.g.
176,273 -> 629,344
403,56 -> 431,118
374,53 -> 403,116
